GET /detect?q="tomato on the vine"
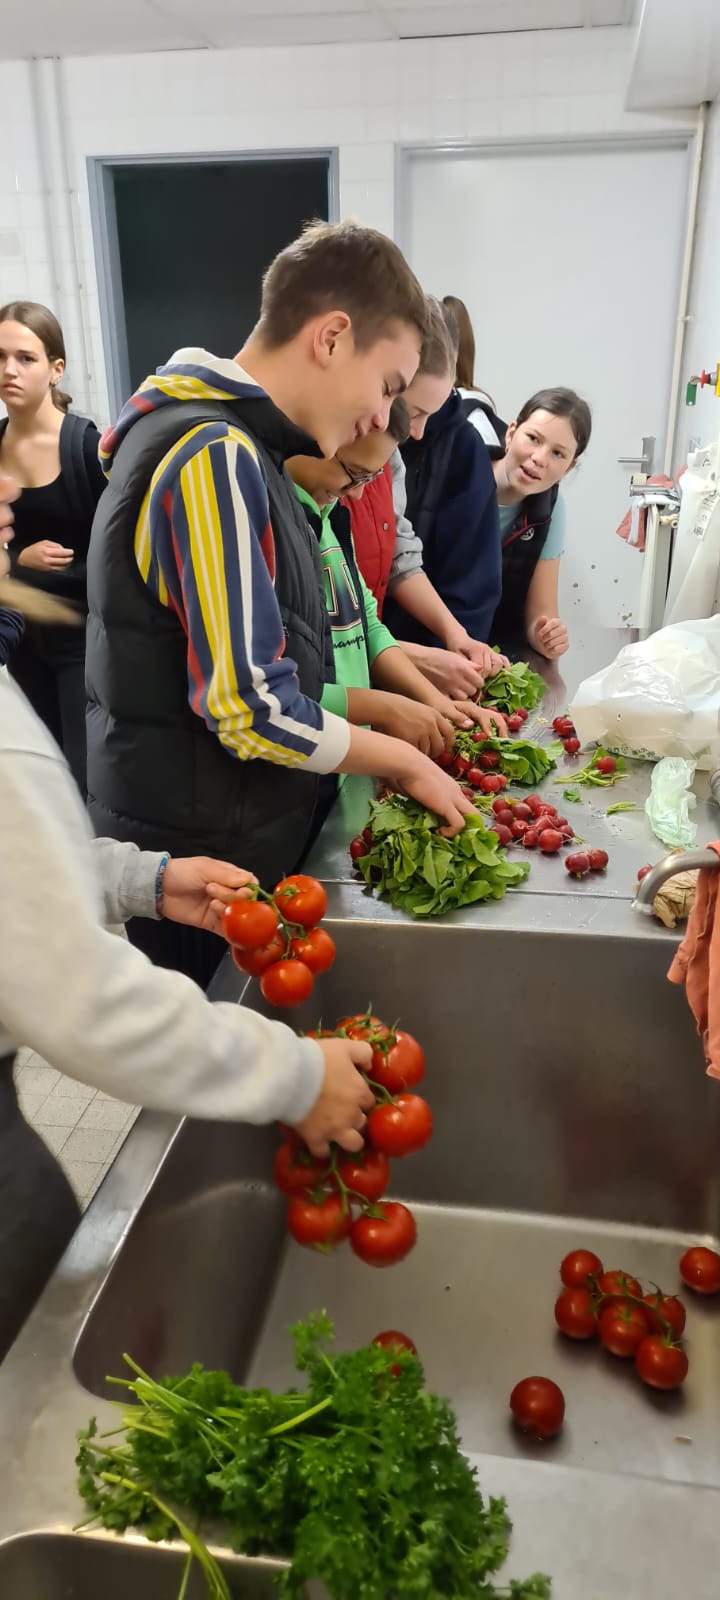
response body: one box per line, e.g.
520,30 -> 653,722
560,1248 -> 603,1288
232,931 -> 286,976
350,1201 -> 417,1267
598,1302 -> 649,1358
554,1287 -> 597,1340
288,927 -> 336,974
273,874 -> 328,930
510,1376 -> 565,1440
260,959 -> 314,1009
596,1269 -> 643,1309
679,1245 -> 720,1295
337,1012 -> 389,1042
223,898 -> 279,950
335,1149 -> 390,1204
373,1329 -> 418,1374
273,1141 -> 328,1196
287,1192 -> 350,1251
635,1335 -> 688,1390
644,1292 -> 686,1339
367,1094 -> 433,1159
369,1030 -> 425,1094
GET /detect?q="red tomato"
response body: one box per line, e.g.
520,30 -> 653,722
679,1245 -> 720,1295
232,931 -> 286,977
336,1150 -> 390,1204
260,959 -> 314,1009
596,1269 -> 643,1309
273,874 -> 328,930
287,1192 -> 350,1251
560,1248 -> 603,1288
595,756 -> 616,775
273,1141 -> 328,1196
644,1293 -> 686,1339
635,1335 -> 688,1391
223,899 -> 279,950
510,1376 -> 565,1440
337,1012 -> 389,1042
369,1030 -> 425,1093
554,1287 -> 597,1340
350,1201 -> 417,1267
288,927 -> 336,974
367,1094 -> 433,1158
372,1329 -> 418,1371
598,1302 -> 649,1358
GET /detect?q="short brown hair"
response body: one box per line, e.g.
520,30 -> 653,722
257,220 -> 429,351
0,300 -> 71,412
418,296 -> 458,379
387,396 -> 410,446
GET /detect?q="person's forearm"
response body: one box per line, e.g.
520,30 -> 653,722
389,571 -> 470,651
92,837 -> 165,926
370,643 -> 447,712
334,723 -> 419,783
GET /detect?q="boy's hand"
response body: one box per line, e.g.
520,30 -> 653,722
296,1038 -> 376,1156
370,692 -> 453,759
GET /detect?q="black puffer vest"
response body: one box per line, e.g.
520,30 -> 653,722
86,397 -> 328,885
460,398 -> 558,646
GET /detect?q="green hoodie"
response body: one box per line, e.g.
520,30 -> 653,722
295,486 -> 397,716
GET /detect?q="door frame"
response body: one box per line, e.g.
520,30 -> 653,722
87,147 -> 340,418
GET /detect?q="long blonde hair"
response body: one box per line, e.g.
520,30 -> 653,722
0,577 -> 80,624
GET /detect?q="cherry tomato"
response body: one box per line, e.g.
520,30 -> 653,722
679,1245 -> 720,1295
367,1094 -> 433,1158
260,959 -> 314,1009
598,1302 -> 649,1358
273,874 -> 328,930
644,1292 -> 686,1339
369,1030 -> 425,1094
635,1334 -> 688,1391
288,927 -> 336,974
372,1329 -> 418,1374
554,1287 -> 597,1340
560,1248 -> 603,1287
232,931 -> 285,976
273,1141 -> 328,1196
337,1012 -> 389,1042
596,1269 -> 643,1310
350,1201 -> 417,1267
595,756 -> 616,775
223,899 -> 279,950
287,1192 -> 350,1251
510,1376 -> 565,1440
538,828 -> 563,854
335,1150 -> 390,1204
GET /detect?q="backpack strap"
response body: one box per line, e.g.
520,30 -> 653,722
59,413 -> 98,527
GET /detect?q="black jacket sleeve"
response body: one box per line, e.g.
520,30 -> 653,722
0,607 -> 24,667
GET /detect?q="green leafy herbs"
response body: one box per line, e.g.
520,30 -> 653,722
563,788 -> 581,804
76,1313 -> 550,1600
356,793 -> 529,917
479,661 -> 547,715
553,747 -> 628,789
455,732 -> 560,787
606,801 -> 637,815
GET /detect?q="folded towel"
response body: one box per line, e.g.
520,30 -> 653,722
667,841 -> 720,1079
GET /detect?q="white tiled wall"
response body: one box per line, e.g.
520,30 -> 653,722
0,26 -> 700,428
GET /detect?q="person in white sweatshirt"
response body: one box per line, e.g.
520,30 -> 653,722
0,475 -> 374,1357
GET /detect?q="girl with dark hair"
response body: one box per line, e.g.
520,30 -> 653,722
482,388 -> 593,660
0,301 -> 106,792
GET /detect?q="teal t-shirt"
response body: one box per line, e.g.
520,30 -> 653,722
294,485 -> 396,716
498,495 -> 565,560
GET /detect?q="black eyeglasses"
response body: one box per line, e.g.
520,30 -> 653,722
335,456 -> 386,493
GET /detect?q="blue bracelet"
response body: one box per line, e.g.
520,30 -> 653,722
155,852 -> 170,914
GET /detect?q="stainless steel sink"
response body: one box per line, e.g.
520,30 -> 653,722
0,1530 -> 281,1597
74,918 -> 720,1492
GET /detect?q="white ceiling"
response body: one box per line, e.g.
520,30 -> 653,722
0,0 -> 636,60
627,0 -> 720,109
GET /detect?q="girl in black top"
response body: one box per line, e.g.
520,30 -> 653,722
0,301 -> 106,794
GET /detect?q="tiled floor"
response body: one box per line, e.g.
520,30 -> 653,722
14,1050 -> 139,1208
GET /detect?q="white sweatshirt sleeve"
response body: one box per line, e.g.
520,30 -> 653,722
387,447 -> 425,589
92,836 -> 165,925
0,746 -> 324,1125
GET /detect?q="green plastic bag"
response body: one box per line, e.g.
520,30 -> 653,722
645,756 -> 697,848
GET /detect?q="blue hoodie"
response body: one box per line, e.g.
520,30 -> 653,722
383,390 -> 501,648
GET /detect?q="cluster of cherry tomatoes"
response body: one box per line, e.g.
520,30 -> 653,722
223,874 -> 335,1009
275,1012 -> 431,1268
511,1242 -> 720,1441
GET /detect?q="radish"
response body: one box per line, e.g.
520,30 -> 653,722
495,807 -> 515,826
508,714 -> 524,733
538,828 -> 563,854
637,864 -> 652,880
479,752 -> 500,770
466,767 -> 485,787
516,708 -> 529,721
511,819 -> 529,839
350,836 -> 369,861
595,755 -> 616,775
565,852 -> 590,878
436,748 -> 454,769
492,796 -> 509,816
513,802 -> 533,822
524,828 -> 539,849
480,774 -> 503,794
587,848 -> 609,871
494,823 -> 513,846
563,738 -> 580,755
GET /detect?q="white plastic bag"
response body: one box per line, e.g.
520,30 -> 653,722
569,617 -> 720,769
645,756 -> 697,848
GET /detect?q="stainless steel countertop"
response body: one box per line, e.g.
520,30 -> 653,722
0,625 -> 718,1597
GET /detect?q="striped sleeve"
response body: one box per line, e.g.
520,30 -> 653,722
136,426 -> 350,773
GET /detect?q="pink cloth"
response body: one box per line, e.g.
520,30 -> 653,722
668,841 -> 720,1080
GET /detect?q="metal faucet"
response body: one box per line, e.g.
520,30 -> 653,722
633,766 -> 720,914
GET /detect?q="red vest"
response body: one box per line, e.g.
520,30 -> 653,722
346,462 -> 395,615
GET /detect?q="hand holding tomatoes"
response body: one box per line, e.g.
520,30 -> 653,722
295,1037 -> 375,1158
223,873 -> 335,1009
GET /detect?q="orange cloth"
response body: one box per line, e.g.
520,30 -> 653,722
668,841 -> 720,1080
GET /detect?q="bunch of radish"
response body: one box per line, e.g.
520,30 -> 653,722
487,793 -> 574,854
